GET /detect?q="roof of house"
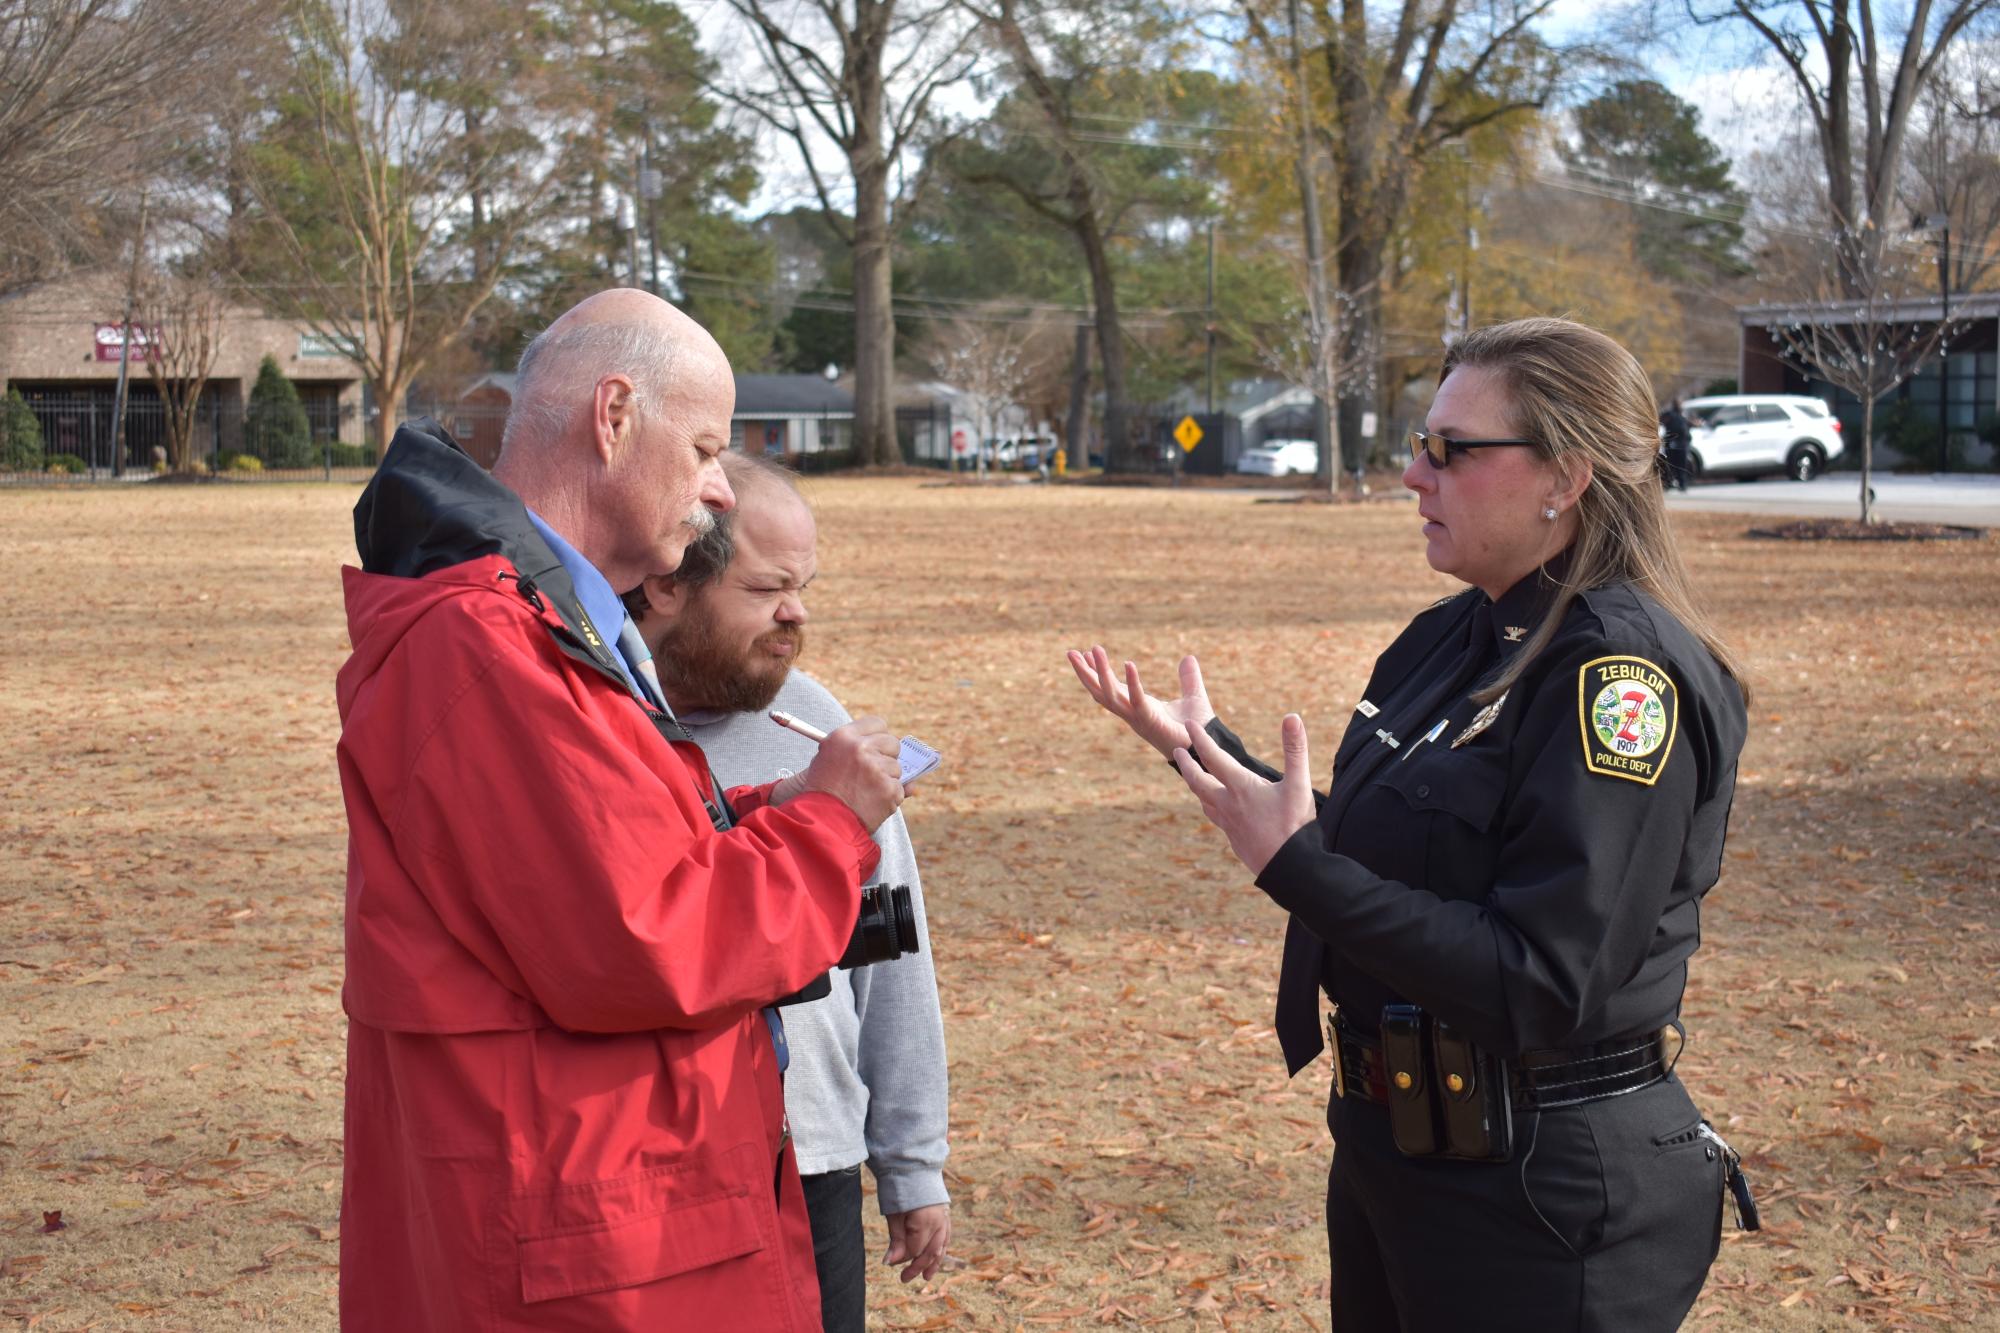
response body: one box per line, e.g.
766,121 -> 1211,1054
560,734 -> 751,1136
734,374 -> 852,416
460,372 -> 517,399
1738,290 -> 2000,326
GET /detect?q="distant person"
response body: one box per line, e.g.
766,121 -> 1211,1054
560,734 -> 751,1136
1660,400 -> 1693,491
629,452 -> 952,1333
1071,318 -> 1755,1330
336,289 -> 905,1330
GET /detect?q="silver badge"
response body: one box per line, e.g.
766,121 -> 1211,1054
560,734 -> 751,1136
1450,691 -> 1509,748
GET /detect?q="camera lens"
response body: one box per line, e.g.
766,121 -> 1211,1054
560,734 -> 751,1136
838,884 -> 919,969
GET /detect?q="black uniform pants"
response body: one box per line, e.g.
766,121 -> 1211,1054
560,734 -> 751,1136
800,1167 -> 866,1333
1325,1075 -> 1724,1332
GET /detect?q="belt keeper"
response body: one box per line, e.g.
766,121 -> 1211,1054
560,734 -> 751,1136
1328,1011 -> 1347,1101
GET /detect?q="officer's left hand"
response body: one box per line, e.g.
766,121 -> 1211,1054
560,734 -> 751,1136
884,1203 -> 950,1283
1173,713 -> 1316,876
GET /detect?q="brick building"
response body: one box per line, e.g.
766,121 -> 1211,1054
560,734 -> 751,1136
0,273 -> 366,469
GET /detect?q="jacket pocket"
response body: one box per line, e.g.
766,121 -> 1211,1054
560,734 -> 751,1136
508,1143 -> 766,1305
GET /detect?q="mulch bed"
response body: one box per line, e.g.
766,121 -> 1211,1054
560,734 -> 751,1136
1748,518 -> 1986,541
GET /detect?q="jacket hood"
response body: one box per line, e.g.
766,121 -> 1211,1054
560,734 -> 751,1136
353,418 -> 557,583
339,419 -> 606,713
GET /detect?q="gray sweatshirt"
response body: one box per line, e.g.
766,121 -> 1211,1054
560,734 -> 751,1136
681,672 -> 951,1216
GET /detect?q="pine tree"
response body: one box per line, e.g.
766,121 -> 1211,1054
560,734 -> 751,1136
243,356 -> 313,467
2,387 -> 44,472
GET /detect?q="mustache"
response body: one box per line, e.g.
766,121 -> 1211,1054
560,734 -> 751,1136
682,504 -> 717,536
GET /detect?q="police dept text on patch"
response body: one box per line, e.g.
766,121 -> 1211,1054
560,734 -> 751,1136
1577,655 -> 1679,785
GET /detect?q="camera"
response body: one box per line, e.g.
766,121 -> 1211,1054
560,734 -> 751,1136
776,883 -> 919,1007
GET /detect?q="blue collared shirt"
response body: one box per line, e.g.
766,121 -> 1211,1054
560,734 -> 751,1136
524,508 -> 645,698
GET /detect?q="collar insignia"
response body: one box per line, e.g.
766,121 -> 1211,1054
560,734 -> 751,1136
1450,691 -> 1509,748
1502,625 -> 1528,643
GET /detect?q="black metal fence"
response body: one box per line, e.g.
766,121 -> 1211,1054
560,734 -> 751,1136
2,386 -> 378,483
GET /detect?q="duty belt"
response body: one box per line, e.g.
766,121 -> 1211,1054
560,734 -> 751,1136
1330,1011 -> 1674,1112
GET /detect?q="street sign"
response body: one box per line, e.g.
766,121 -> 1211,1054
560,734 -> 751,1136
1173,416 -> 1203,452
951,428 -> 968,455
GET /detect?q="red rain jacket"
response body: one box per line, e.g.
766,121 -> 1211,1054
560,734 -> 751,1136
336,423 -> 874,1329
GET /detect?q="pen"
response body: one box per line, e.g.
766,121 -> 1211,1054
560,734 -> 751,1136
1400,717 -> 1449,761
770,710 -> 829,743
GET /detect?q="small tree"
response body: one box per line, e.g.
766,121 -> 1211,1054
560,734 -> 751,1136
140,271 -> 226,473
1760,225 -> 1950,521
2,387 -> 45,471
923,306 -> 1059,471
244,355 -> 313,468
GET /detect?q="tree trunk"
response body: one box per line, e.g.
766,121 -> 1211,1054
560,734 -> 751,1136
1074,214 -> 1132,472
845,5 -> 900,469
1859,392 -> 1876,524
1065,321 -> 1091,468
851,165 -> 898,466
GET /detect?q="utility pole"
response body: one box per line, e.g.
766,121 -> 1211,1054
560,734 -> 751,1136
1205,221 -> 1217,414
1937,218 -> 1951,471
110,190 -> 150,478
627,153 -> 643,288
642,119 -> 662,297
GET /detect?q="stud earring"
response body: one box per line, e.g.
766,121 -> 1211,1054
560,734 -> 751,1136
1543,506 -> 1558,521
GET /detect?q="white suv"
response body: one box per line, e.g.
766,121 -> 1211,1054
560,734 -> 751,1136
1679,394 -> 1845,482
1235,438 -> 1319,476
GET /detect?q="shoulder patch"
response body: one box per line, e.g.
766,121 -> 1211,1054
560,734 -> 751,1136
1577,655 -> 1678,785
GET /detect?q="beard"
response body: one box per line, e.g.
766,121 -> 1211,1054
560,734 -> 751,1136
653,597 -> 806,714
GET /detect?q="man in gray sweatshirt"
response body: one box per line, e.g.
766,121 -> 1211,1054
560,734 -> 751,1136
627,451 -> 951,1333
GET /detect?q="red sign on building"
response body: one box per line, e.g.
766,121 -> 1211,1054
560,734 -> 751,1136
94,323 -> 161,363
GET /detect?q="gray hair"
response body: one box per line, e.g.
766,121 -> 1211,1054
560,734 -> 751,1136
500,314 -> 680,454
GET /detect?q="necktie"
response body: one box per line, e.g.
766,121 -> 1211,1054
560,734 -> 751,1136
616,614 -> 669,711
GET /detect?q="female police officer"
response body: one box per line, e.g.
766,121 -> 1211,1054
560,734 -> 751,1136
1069,318 -> 1752,1330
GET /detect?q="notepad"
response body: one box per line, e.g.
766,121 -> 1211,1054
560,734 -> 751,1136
898,736 -> 942,785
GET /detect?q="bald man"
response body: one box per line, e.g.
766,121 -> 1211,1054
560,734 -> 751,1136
336,290 -> 904,1331
630,455 -> 952,1332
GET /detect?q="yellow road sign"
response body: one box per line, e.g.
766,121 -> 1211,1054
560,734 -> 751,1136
1174,416 -> 1203,452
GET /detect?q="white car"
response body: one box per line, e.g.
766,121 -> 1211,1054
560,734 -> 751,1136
1235,438 -> 1319,476
1679,394 -> 1845,481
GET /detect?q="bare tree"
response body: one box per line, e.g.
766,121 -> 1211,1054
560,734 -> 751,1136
1754,242 -> 1947,521
719,0 -> 977,466
922,306 -> 1062,468
1699,0 -> 1994,517
1691,0 -> 1995,297
237,0 -> 588,457
1903,55 -> 2000,296
139,270 -> 226,473
1239,0 -> 1568,479
0,0 -> 263,292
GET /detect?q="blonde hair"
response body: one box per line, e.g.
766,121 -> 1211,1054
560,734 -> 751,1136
1442,318 -> 1747,705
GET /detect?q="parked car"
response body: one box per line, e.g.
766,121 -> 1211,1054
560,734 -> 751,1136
981,435 -> 1057,469
1678,394 -> 1844,481
1235,438 -> 1319,477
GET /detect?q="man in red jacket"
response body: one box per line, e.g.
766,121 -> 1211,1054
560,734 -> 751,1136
335,289 -> 903,1330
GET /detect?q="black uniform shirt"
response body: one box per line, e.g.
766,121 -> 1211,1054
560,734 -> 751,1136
1211,565 -> 1748,1071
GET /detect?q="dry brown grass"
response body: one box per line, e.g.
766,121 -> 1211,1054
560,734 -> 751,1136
1,478 -> 1995,1331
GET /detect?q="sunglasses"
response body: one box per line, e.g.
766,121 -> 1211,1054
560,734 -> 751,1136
1407,430 -> 1540,469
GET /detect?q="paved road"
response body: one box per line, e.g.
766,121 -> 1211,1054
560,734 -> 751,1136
1664,474 -> 1999,527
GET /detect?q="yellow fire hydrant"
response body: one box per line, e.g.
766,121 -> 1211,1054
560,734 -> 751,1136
1053,447 -> 1067,478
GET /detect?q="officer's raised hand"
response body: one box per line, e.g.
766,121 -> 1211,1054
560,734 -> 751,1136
1067,646 -> 1215,758
1174,713 -> 1317,876
780,717 -> 905,832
